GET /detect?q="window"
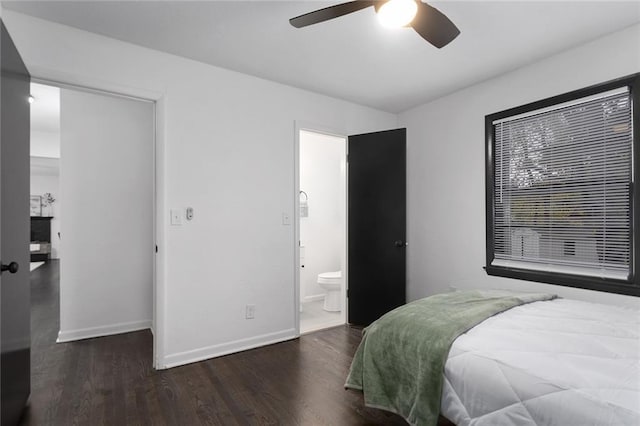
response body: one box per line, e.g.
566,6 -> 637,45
485,74 -> 639,296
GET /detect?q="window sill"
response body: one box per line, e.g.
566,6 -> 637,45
484,265 -> 639,297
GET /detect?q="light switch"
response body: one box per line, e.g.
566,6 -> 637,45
282,212 -> 291,225
170,209 -> 182,225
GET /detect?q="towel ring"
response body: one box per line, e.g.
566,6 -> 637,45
299,190 -> 308,201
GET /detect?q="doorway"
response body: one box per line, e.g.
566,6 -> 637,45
29,83 -> 60,270
28,80 -> 155,360
297,129 -> 347,334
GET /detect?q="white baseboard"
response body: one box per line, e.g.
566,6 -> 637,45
303,294 -> 325,302
57,319 -> 152,343
161,328 -> 297,369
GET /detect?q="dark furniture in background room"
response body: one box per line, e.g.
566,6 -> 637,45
30,216 -> 52,261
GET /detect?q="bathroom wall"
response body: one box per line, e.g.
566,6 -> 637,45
30,157 -> 61,259
299,130 -> 346,301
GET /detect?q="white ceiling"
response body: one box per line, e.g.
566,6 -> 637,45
4,1 -> 640,113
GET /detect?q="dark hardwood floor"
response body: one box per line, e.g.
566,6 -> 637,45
21,260 -> 414,425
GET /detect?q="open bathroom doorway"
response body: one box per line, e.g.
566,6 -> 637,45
296,128 -> 347,334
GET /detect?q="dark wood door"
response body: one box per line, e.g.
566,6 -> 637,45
1,20 -> 31,426
348,128 -> 406,326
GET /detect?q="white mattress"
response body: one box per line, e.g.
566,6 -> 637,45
440,298 -> 640,425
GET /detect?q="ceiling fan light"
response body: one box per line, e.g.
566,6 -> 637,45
377,0 -> 418,28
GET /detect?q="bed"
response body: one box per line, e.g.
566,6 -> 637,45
345,290 -> 640,426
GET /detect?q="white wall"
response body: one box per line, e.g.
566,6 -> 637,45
31,130 -> 59,158
399,24 -> 640,308
299,130 -> 346,301
1,11 -> 397,367
58,88 -> 154,342
30,157 -> 60,258
30,82 -> 61,158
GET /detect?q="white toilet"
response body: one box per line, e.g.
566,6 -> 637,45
317,271 -> 342,312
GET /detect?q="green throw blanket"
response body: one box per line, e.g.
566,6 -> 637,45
345,290 -> 557,426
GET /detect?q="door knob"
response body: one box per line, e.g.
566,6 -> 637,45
394,240 -> 407,247
1,262 -> 19,274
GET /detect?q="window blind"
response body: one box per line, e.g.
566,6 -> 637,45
492,87 -> 633,280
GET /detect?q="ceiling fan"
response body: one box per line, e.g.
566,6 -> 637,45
289,0 -> 460,48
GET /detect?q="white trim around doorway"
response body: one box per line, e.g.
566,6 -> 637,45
31,76 -> 166,370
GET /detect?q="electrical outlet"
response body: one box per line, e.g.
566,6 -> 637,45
282,212 -> 291,225
245,304 -> 255,319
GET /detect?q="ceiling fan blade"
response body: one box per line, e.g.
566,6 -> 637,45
411,2 -> 460,48
290,1 -> 377,28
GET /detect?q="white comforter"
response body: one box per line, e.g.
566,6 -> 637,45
440,298 -> 640,425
